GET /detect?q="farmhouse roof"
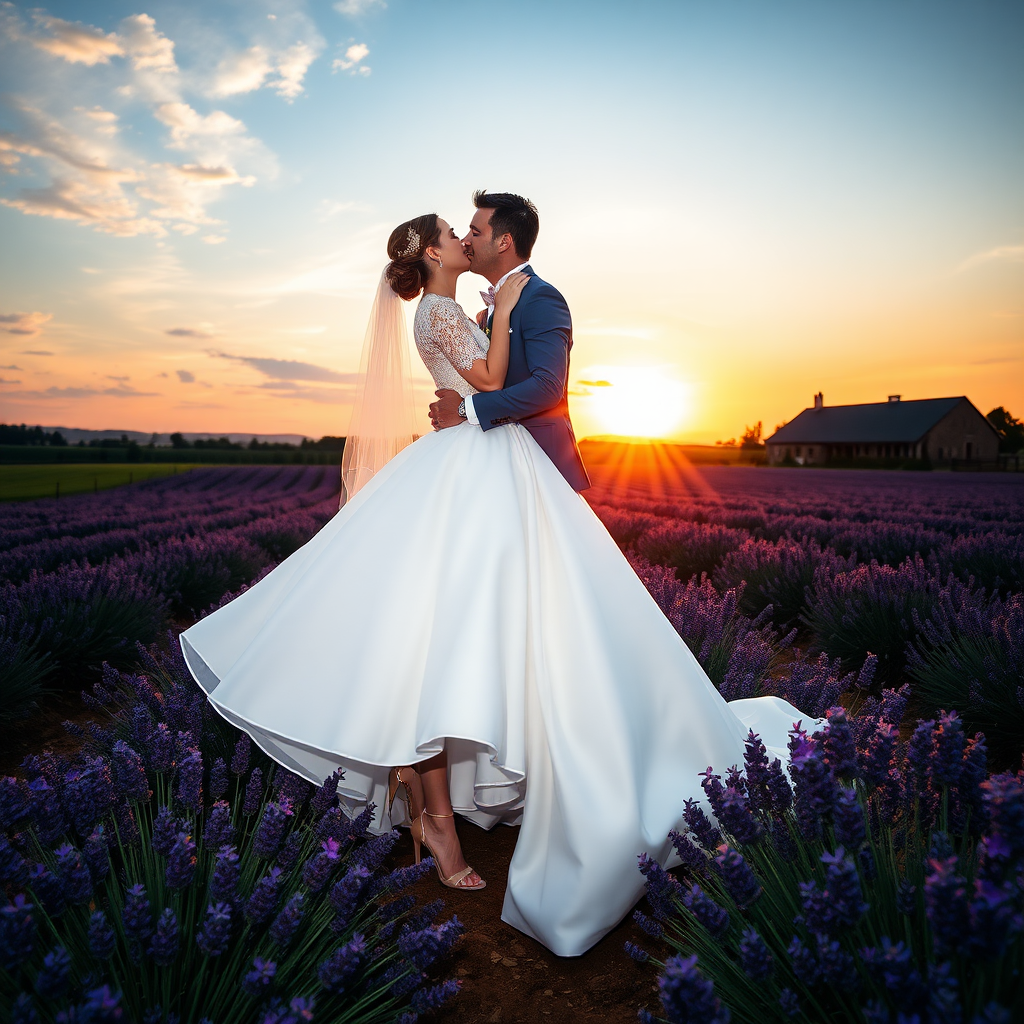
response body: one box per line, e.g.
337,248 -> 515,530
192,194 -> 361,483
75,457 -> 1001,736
767,397 -> 969,445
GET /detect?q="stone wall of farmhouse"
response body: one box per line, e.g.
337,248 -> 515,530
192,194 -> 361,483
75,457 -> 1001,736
925,400 -> 999,462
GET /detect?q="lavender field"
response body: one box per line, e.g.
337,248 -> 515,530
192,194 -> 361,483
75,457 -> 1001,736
1,463 -> 1023,1022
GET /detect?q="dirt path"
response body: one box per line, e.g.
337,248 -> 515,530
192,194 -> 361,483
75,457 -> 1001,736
392,821 -> 655,1023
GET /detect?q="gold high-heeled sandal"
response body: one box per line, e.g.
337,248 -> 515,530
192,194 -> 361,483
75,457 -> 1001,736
410,810 -> 486,890
387,766 -> 424,825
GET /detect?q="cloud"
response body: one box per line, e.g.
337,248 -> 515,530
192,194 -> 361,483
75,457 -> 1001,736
0,311 -> 53,336
211,46 -> 274,97
0,376 -> 21,384
28,14 -> 124,66
318,199 -> 370,219
21,350 -> 54,356
334,0 -> 386,15
17,384 -> 160,399
1,364 -> 23,370
120,13 -> 177,73
333,43 -> 370,75
79,107 -> 120,136
166,327 -> 214,338
272,42 -> 319,99
154,103 -> 247,148
176,369 -> 196,382
212,351 -> 356,383
576,379 -> 613,387
958,245 -> 1024,273
202,234 -> 227,244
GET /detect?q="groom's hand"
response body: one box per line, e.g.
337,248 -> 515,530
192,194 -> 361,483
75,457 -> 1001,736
429,389 -> 464,430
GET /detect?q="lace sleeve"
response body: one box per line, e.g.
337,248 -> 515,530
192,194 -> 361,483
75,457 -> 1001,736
426,297 -> 482,371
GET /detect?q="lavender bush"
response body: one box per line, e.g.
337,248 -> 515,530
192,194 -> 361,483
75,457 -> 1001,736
629,703 -> 1023,1023
0,641 -> 461,1023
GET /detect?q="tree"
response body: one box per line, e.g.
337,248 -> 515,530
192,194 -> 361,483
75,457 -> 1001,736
740,421 -> 764,449
170,432 -> 191,449
987,407 -> 1024,454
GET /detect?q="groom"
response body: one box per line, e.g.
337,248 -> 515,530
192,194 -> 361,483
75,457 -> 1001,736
428,190 -> 591,492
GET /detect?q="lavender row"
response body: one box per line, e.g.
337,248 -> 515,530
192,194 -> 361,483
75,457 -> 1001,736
0,640 -> 461,1022
630,704 -> 1023,1022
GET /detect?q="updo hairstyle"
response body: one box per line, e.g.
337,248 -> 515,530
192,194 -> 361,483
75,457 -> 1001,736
385,213 -> 442,300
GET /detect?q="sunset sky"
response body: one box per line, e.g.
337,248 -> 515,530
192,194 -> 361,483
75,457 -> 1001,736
1,0 -> 1021,444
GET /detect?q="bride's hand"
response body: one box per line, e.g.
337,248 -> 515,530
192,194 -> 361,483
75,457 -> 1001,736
493,272 -> 529,314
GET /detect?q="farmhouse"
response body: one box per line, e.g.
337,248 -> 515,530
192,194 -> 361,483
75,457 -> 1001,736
765,394 -> 999,467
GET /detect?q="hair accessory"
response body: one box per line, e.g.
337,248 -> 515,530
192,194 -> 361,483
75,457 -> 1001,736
398,227 -> 421,258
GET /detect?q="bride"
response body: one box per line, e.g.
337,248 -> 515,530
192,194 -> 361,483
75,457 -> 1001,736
179,195 -> 810,957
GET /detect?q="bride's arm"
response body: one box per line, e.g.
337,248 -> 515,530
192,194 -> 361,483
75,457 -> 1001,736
456,272 -> 528,392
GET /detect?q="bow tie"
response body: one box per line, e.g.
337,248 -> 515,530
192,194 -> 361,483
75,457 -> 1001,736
480,285 -> 496,308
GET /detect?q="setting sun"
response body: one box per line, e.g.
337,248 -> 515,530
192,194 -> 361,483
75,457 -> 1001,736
578,367 -> 691,440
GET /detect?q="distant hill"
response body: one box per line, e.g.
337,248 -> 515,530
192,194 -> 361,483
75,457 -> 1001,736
36,427 -> 309,447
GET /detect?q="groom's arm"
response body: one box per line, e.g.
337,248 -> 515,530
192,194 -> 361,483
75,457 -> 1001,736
468,284 -> 569,429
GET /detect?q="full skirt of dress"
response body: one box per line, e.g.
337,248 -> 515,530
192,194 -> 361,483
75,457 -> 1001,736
179,421 -> 810,957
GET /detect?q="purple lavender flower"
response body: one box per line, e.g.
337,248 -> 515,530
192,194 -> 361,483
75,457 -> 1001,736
973,1003 -> 1012,1024
411,980 -> 461,1015
778,988 -> 800,1019
833,787 -> 866,850
658,953 -> 730,1024
770,821 -> 798,862
208,757 -> 228,801
310,769 -> 341,815
114,799 -> 140,849
700,768 -> 727,818
27,861 -> 67,917
245,866 -> 284,926
907,719 -> 937,788
230,734 -> 251,776
175,750 -> 204,814
633,909 -> 664,939
276,830 -> 303,871
268,892 -> 304,947
302,837 -> 341,893
148,907 -> 179,966
318,933 -> 367,993
146,722 -> 174,774
669,830 -> 709,876
83,826 -> 111,884
858,721 -> 898,788
1,894 -> 37,970
638,853 -> 685,921
714,845 -> 762,909
122,883 -> 153,952
717,787 -> 764,846
35,945 -> 72,1000
201,800 -> 236,850
195,901 -> 233,956
0,834 -> 28,886
816,936 -> 858,992
398,917 -> 464,970
367,859 -> 433,900
927,961 -> 960,1022
254,798 -> 294,858
625,941 -> 650,962
789,734 -> 835,841
165,831 -> 198,890
738,927 -> 773,982
55,842 -> 93,904
87,909 -> 116,960
0,775 -> 31,832
351,829 -> 398,874
682,798 -> 722,851
111,741 -> 151,803
276,770 -> 311,808
243,956 -> 277,997
682,884 -> 730,938
822,707 -> 859,778
860,938 -> 925,1012
787,936 -> 820,986
152,805 -> 179,856
243,767 -> 264,815
924,855 -> 970,958
968,878 -> 1018,958
981,772 -> 1024,867
328,858 -> 367,910
896,879 -> 917,916
931,711 -> 966,787
210,845 -> 240,905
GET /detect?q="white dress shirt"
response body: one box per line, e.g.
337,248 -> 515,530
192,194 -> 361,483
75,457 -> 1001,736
463,262 -> 530,425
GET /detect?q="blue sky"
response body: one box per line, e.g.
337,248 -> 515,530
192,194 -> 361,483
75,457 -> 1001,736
1,0 -> 1021,441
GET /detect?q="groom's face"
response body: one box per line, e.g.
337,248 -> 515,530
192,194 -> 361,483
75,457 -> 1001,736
463,208 -> 502,276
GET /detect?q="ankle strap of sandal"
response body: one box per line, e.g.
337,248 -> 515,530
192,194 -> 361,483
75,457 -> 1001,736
423,810 -> 454,818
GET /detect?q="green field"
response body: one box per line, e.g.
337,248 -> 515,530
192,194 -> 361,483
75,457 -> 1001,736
0,463 -> 206,501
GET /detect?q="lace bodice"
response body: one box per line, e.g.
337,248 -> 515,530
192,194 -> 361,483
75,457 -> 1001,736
413,293 -> 490,398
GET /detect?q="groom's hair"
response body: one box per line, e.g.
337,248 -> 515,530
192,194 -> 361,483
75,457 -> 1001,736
472,190 -> 539,260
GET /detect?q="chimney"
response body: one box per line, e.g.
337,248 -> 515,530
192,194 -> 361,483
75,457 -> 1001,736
888,394 -> 901,403
813,392 -> 823,410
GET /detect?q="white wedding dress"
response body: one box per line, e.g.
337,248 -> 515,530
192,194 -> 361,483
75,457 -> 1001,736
180,292 -> 809,957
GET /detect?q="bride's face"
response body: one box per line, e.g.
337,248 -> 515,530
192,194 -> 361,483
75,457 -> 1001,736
430,219 -> 471,274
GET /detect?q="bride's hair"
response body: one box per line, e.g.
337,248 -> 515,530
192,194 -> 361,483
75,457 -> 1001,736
385,214 -> 442,300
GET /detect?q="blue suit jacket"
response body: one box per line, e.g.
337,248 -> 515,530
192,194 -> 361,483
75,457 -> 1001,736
472,266 -> 591,492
